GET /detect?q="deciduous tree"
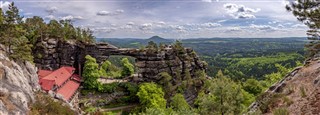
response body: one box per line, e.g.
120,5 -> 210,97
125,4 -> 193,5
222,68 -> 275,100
136,83 -> 166,110
82,55 -> 100,89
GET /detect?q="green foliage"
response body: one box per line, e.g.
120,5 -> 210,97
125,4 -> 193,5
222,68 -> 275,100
84,106 -> 97,114
224,53 -> 303,80
30,93 -> 75,115
273,107 -> 289,115
170,93 -> 191,111
98,82 -> 119,93
82,55 -> 100,89
173,40 -> 185,55
0,2 -> 95,62
146,41 -> 158,53
286,1 -> 320,57
158,72 -> 174,94
136,83 -> 166,110
256,93 -> 284,113
121,58 -> 134,77
99,60 -> 122,78
262,64 -> 290,88
283,96 -> 294,106
243,78 -> 263,95
137,107 -> 198,115
196,72 -> 250,115
300,86 -> 307,98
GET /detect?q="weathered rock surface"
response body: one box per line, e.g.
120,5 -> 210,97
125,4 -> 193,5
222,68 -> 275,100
0,48 -> 40,114
34,38 -> 207,104
34,38 -> 207,82
248,58 -> 320,114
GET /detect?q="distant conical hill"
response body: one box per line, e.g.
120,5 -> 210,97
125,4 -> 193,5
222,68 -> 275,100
147,36 -> 172,43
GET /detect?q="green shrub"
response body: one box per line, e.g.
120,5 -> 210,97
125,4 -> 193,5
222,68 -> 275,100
257,93 -> 284,113
300,86 -> 307,98
29,93 -> 75,115
283,96 -> 294,106
273,107 -> 289,115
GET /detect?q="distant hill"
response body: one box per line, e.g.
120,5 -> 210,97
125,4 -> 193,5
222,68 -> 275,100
147,36 -> 171,43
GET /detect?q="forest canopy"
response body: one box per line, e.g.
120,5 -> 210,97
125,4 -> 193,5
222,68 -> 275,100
0,2 -> 95,62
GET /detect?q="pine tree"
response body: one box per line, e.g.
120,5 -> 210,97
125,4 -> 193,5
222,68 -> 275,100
286,1 -> 320,57
23,16 -> 47,44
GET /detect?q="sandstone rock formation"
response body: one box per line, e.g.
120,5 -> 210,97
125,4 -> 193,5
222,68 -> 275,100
34,38 -> 207,104
33,38 -> 206,82
0,46 -> 40,114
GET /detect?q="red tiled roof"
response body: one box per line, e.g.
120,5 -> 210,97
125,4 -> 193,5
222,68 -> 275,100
41,67 -> 75,87
56,80 -> 80,101
63,66 -> 75,74
72,74 -> 81,82
38,70 -> 53,78
39,79 -> 55,91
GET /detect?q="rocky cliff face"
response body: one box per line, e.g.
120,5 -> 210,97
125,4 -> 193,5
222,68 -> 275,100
33,38 -> 86,70
249,57 -> 320,114
0,45 -> 40,115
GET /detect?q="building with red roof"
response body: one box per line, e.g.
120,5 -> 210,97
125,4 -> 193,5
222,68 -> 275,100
38,66 -> 81,102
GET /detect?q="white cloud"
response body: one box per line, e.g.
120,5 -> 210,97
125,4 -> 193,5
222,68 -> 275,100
45,6 -> 58,15
249,24 -> 277,31
292,24 -> 307,28
96,9 -> 124,16
202,0 -> 219,2
60,15 -> 83,21
139,23 -> 153,30
45,15 -> 55,20
0,1 -> 10,11
127,22 -> 135,25
93,27 -> 117,33
200,22 -> 221,28
24,12 -> 33,16
224,3 -> 260,19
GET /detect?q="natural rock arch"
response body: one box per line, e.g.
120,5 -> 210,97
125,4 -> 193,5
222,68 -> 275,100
34,38 -> 206,82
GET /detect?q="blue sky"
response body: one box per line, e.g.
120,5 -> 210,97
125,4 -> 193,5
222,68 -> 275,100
0,0 -> 308,38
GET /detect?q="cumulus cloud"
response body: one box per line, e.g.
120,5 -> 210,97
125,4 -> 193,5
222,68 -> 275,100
202,0 -> 219,2
96,9 -> 124,16
200,22 -> 222,28
93,27 -> 117,33
154,21 -> 166,27
292,24 -> 307,28
60,15 -> 83,21
249,24 -> 277,31
45,6 -> 58,15
224,3 -> 260,19
127,22 -> 135,25
139,23 -> 153,30
0,1 -> 10,11
45,15 -> 55,20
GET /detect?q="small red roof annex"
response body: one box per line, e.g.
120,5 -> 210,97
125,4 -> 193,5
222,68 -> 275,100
38,70 -> 53,78
72,74 -> 81,82
56,80 -> 80,101
39,79 -> 55,91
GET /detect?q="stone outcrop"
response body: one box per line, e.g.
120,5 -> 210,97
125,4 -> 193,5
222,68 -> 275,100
34,38 -> 86,71
0,46 -> 40,114
248,58 -> 320,114
33,38 -> 207,82
34,38 -> 207,104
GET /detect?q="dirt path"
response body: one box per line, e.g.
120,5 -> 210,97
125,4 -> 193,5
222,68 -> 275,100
99,104 -> 137,111
98,78 -> 128,84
